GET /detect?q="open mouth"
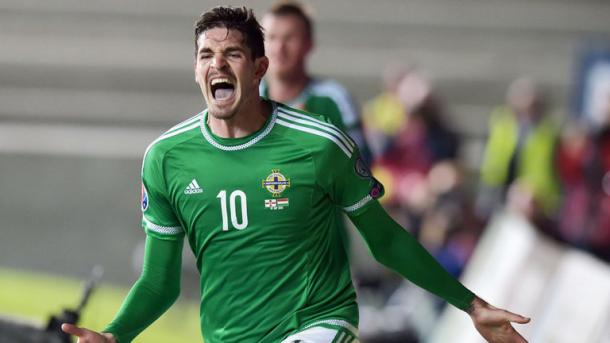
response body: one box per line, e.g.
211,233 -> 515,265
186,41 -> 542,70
210,78 -> 235,101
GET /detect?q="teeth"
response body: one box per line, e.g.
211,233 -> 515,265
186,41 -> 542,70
211,78 -> 231,85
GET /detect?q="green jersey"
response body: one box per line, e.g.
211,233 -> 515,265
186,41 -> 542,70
140,101 -> 383,342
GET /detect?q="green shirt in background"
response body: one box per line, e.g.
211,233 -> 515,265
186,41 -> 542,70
260,78 -> 371,163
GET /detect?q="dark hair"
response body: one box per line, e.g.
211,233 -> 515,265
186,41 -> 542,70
268,1 -> 313,40
194,6 -> 265,60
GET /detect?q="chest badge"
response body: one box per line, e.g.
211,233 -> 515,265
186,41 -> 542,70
262,169 -> 291,210
262,169 -> 291,197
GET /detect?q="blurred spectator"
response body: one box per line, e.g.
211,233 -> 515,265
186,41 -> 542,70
360,62 -> 551,343
477,77 -> 560,224
372,70 -> 460,218
555,86 -> 610,262
364,69 -> 476,275
362,63 -> 410,159
260,0 -> 372,163
419,162 -> 479,278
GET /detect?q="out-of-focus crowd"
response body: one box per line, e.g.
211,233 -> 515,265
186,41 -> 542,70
362,65 -> 610,273
354,64 -> 610,342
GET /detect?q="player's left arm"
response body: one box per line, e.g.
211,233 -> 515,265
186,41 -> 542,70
348,200 -> 530,343
315,116 -> 529,342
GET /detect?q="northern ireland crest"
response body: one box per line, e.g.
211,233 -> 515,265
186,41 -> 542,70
262,169 -> 291,197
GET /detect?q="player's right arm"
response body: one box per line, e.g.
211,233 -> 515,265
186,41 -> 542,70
61,323 -> 117,342
63,143 -> 186,342
62,234 -> 183,342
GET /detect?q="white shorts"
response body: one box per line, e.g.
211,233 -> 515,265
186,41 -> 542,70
280,319 -> 359,343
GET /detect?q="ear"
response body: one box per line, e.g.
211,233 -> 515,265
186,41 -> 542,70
254,56 -> 269,81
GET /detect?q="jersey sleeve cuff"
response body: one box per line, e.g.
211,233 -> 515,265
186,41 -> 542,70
343,195 -> 374,214
343,179 -> 384,216
142,216 -> 184,240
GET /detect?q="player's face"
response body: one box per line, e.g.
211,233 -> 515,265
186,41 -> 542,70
195,27 -> 268,120
263,14 -> 312,78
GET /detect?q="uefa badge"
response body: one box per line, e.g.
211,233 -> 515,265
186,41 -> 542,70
141,183 -> 149,212
354,157 -> 372,179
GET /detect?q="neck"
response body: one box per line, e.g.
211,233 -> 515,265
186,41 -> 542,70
266,68 -> 309,103
207,97 -> 271,139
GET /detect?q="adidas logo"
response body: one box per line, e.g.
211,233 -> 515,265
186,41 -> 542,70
184,179 -> 203,194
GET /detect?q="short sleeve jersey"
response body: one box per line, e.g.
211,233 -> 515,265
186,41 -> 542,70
140,101 -> 383,343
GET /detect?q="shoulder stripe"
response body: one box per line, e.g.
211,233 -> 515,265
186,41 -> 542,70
343,195 -> 373,213
277,111 -> 354,154
276,119 -> 352,158
143,216 -> 183,235
278,106 -> 356,149
141,121 -> 199,174
164,112 -> 203,135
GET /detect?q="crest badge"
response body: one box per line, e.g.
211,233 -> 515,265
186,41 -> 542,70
262,169 -> 291,197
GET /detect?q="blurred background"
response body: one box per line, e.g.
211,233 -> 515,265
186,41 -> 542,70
1,0 -> 609,342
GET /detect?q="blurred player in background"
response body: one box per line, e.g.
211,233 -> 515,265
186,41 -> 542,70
62,6 -> 530,343
260,1 -> 371,163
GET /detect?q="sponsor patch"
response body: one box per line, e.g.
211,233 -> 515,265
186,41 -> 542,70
262,169 -> 291,197
141,183 -> 149,211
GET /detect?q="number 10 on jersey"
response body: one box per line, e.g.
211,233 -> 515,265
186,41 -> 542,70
217,190 -> 249,231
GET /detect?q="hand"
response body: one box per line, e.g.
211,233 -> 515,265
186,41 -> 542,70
468,297 -> 530,343
61,323 -> 117,343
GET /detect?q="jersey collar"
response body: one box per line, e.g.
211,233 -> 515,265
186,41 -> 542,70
200,101 -> 278,151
